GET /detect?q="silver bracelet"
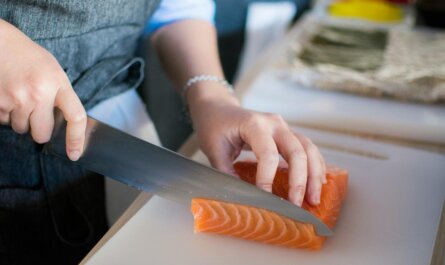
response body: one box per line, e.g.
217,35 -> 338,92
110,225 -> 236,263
181,75 -> 234,123
181,75 -> 234,103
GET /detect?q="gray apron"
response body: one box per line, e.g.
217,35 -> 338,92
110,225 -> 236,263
0,0 -> 159,264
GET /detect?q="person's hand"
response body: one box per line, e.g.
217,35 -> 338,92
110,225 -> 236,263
0,19 -> 86,161
188,83 -> 326,207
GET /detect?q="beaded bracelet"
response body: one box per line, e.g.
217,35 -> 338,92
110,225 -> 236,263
181,75 -> 234,123
181,75 -> 234,102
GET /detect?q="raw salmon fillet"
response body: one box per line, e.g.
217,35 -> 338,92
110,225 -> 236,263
191,161 -> 348,250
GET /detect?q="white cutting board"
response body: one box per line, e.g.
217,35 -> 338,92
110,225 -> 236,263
86,128 -> 445,265
242,70 -> 445,144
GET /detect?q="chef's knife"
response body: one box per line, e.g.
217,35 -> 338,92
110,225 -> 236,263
45,116 -> 333,236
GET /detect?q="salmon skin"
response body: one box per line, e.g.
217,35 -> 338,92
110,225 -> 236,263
191,161 -> 348,250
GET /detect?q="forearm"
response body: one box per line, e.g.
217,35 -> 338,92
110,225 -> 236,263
150,19 -> 325,206
150,19 -> 239,112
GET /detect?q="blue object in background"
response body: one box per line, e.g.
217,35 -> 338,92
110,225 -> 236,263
145,0 -> 216,35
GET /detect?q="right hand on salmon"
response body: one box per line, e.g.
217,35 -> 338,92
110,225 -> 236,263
187,82 -> 327,207
0,19 -> 86,161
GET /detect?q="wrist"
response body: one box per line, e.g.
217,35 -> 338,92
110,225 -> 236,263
186,81 -> 240,126
181,75 -> 240,123
187,81 -> 240,110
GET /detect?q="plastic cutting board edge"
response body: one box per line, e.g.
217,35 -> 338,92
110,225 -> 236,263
86,128 -> 445,265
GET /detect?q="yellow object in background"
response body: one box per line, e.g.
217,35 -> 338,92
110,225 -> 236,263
329,0 -> 403,23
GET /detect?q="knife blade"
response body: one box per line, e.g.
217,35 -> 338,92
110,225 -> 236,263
45,116 -> 333,237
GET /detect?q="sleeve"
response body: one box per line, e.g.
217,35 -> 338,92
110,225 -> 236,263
144,0 -> 216,35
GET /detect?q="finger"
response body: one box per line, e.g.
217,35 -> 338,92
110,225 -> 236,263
319,152 -> 327,184
274,130 -> 308,206
293,133 -> 325,205
244,131 -> 279,193
295,133 -> 327,183
10,107 -> 32,134
0,110 -> 10,125
54,85 -> 86,161
29,104 -> 54,144
205,142 -> 241,177
241,143 -> 252,151
0,87 -> 14,125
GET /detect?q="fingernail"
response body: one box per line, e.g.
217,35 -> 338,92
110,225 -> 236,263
294,192 -> 303,206
69,150 -> 81,161
296,197 -> 303,207
259,184 -> 272,193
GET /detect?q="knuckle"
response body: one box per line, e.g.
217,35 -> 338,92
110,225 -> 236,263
26,73 -> 51,99
70,110 -> 87,124
304,136 -> 314,145
11,88 -> 28,108
245,114 -> 263,128
267,113 -> 285,124
241,115 -> 264,137
291,184 -> 306,194
289,148 -> 307,162
260,153 -> 279,165
68,137 -> 84,147
29,83 -> 47,103
306,142 -> 318,153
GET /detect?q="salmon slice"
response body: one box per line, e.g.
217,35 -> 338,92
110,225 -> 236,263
191,161 -> 348,250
